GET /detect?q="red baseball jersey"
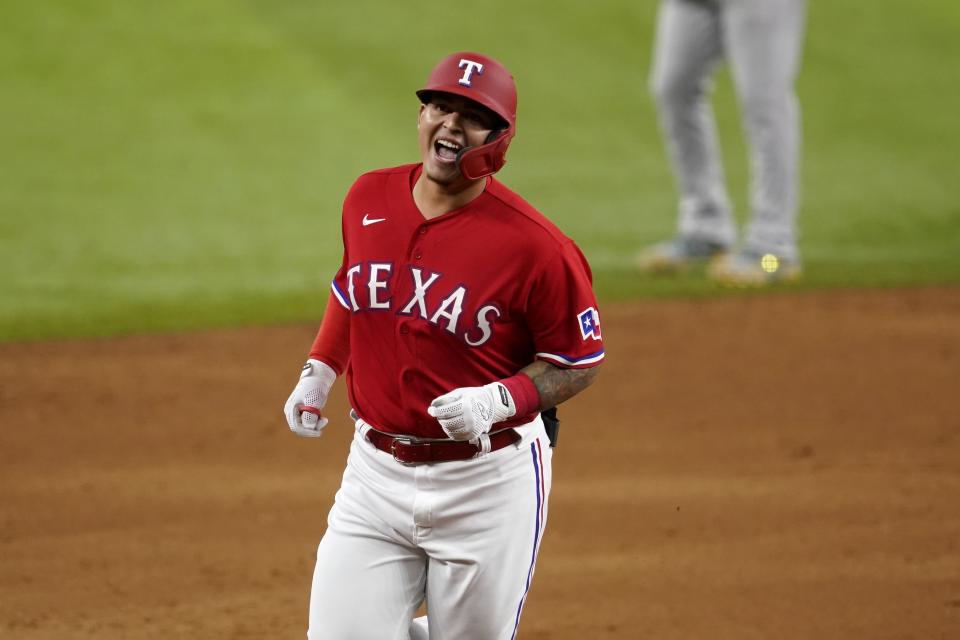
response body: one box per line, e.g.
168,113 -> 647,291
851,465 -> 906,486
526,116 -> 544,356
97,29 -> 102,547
329,163 -> 603,438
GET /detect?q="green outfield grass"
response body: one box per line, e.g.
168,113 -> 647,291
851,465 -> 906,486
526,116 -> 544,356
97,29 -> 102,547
2,1 -> 958,342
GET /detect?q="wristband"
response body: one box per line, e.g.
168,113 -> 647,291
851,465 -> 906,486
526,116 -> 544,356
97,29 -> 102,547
500,373 -> 540,417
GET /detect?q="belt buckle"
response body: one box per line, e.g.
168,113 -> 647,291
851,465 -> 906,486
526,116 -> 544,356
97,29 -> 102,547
390,437 -> 417,465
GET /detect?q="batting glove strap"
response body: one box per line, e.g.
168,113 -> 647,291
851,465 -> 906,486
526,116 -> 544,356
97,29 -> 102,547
283,358 -> 337,438
427,381 -> 518,442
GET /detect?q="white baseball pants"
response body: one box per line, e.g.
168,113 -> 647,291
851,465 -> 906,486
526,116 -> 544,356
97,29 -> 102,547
306,416 -> 552,640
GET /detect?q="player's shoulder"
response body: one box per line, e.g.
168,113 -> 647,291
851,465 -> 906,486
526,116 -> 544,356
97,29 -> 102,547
359,163 -> 418,179
485,178 -> 574,248
346,163 -> 417,196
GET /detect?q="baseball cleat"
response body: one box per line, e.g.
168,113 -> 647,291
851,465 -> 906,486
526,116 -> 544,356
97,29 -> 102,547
708,250 -> 802,286
636,236 -> 729,274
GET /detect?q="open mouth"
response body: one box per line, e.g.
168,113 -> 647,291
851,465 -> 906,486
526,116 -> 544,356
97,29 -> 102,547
434,138 -> 463,163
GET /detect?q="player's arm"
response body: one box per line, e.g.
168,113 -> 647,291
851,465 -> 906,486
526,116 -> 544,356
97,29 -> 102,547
307,292 -> 351,374
519,359 -> 599,410
283,293 -> 350,438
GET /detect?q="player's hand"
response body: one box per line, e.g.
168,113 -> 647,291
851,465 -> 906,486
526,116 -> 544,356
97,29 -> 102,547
284,359 -> 337,438
427,382 -> 517,441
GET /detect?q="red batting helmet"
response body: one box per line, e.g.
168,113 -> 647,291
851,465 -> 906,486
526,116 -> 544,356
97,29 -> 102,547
416,52 -> 517,180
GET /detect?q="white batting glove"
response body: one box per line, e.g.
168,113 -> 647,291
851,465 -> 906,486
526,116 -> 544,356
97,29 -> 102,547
427,382 -> 517,441
284,359 -> 337,438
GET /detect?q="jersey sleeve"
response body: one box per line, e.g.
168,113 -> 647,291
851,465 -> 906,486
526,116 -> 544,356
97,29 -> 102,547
524,240 -> 605,369
329,177 -> 360,312
308,292 -> 351,374
329,256 -> 353,313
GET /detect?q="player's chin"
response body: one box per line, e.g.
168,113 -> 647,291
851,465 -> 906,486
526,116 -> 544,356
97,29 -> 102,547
424,152 -> 461,183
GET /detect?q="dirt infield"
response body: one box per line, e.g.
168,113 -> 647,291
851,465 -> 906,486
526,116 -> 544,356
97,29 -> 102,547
2,287 -> 958,639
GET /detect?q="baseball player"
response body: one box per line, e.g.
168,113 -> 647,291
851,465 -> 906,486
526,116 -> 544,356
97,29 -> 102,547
284,52 -> 604,639
637,0 -> 808,285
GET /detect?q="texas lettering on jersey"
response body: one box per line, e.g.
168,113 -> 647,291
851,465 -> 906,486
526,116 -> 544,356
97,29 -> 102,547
332,262 -> 502,347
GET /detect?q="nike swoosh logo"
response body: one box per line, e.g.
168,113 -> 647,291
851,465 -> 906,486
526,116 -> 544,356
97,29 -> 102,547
362,214 -> 387,226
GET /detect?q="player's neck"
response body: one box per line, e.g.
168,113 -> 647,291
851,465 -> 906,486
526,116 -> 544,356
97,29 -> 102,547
412,172 -> 487,220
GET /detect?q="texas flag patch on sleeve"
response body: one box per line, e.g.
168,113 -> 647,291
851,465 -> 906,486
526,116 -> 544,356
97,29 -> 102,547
577,307 -> 601,341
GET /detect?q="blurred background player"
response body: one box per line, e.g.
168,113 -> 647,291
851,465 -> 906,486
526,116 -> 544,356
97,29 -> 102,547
637,0 -> 808,285
284,52 -> 603,639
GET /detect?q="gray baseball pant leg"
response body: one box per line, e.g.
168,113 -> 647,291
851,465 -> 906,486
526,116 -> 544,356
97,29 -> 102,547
723,0 -> 807,261
649,0 -> 736,247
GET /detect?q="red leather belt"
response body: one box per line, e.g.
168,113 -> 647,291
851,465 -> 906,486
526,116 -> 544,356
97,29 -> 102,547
365,428 -> 521,464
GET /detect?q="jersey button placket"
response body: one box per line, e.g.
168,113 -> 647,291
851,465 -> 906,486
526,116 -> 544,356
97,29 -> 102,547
412,226 -> 426,261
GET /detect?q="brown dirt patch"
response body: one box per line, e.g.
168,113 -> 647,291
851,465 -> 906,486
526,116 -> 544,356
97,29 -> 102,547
2,287 -> 959,639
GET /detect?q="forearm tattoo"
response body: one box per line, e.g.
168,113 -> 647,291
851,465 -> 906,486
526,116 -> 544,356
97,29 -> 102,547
520,360 -> 600,410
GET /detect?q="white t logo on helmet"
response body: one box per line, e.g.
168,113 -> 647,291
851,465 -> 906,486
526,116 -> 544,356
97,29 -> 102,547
458,59 -> 484,87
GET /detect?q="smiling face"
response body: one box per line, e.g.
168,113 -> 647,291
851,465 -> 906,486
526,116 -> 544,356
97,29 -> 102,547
417,92 -> 502,189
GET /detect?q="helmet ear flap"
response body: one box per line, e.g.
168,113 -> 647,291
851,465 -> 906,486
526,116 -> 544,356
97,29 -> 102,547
455,129 -> 513,180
